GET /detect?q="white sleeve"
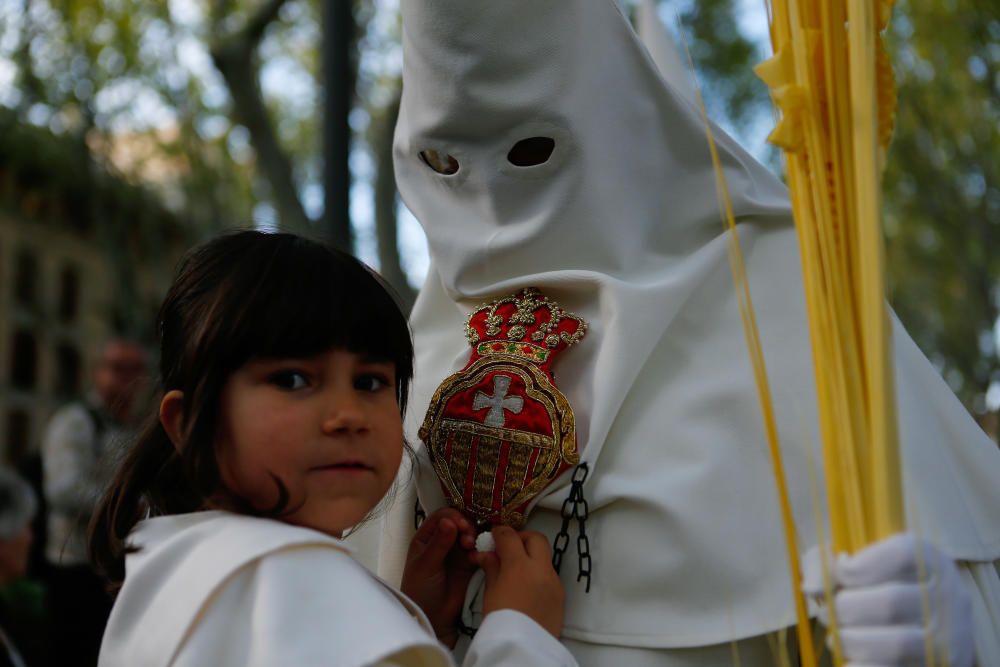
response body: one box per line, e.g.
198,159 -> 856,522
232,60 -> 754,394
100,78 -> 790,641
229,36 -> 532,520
460,611 -> 577,667
372,611 -> 577,667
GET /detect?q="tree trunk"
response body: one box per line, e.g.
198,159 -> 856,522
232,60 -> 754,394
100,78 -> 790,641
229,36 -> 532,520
210,0 -> 312,235
322,0 -> 354,252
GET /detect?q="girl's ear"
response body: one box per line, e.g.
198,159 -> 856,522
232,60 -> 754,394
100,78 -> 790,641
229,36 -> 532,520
160,390 -> 186,453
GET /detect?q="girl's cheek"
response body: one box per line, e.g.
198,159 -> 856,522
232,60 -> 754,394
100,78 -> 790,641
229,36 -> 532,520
214,440 -> 263,499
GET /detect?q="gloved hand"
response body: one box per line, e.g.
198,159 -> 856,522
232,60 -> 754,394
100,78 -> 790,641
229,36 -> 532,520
802,533 -> 975,667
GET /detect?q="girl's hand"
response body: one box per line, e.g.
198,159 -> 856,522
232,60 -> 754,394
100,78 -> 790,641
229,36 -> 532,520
472,526 -> 565,638
400,507 -> 477,648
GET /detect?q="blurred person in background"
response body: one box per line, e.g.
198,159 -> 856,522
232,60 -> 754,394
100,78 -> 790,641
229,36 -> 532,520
0,465 -> 46,667
41,339 -> 147,667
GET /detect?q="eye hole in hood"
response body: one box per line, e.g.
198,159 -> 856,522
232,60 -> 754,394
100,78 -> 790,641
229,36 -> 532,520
507,136 -> 555,167
419,149 -> 460,175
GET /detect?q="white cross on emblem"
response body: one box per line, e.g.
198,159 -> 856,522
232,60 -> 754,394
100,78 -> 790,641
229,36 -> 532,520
473,375 -> 524,428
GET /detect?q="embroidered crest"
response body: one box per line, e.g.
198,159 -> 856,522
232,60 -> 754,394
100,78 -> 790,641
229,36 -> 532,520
419,288 -> 587,528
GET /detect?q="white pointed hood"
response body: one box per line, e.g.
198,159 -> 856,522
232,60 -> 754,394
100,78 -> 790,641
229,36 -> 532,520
636,0 -> 698,105
395,1 -> 786,294
392,0 -> 1000,647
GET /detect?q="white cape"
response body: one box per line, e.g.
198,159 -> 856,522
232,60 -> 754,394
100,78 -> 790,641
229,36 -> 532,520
100,512 -> 577,667
380,0 -> 1000,656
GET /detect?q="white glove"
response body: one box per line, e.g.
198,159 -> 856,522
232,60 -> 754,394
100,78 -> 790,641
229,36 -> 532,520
802,533 -> 975,667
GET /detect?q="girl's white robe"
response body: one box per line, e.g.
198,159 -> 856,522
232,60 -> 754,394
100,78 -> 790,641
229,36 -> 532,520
98,511 -> 576,667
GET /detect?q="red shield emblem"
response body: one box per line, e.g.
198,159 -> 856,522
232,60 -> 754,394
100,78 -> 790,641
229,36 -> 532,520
419,288 -> 587,528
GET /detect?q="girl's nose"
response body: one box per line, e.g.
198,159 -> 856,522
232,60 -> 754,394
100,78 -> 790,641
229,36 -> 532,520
321,391 -> 369,435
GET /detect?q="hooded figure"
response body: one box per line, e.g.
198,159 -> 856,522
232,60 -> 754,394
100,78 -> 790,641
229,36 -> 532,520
382,1 -> 1000,663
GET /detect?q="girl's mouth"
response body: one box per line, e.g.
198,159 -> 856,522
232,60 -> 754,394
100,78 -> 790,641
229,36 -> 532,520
312,461 -> 373,473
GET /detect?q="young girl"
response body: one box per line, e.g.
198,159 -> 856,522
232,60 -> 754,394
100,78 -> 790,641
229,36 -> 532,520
89,231 -> 575,667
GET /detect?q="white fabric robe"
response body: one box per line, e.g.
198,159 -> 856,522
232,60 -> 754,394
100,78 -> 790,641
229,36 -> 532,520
377,1 -> 1000,665
99,511 -> 577,667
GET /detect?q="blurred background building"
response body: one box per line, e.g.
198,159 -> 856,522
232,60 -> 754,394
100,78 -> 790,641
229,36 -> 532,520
0,114 -> 190,464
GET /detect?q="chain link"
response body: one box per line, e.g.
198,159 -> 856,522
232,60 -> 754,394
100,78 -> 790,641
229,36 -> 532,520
456,616 -> 478,638
550,462 -> 592,592
414,499 -> 426,530
576,507 -> 592,593
551,490 -> 578,572
552,530 -> 570,571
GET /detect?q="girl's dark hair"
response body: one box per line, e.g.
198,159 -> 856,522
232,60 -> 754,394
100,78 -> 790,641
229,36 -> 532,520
88,231 -> 413,587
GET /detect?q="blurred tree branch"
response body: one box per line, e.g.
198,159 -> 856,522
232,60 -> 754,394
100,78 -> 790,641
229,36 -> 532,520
210,0 -> 312,235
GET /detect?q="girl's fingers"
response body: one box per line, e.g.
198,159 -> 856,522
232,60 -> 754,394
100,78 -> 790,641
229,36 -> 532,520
427,519 -> 458,561
475,551 -> 500,588
427,508 -> 475,551
411,510 -> 442,545
452,547 -> 479,572
408,518 -> 439,559
434,507 -> 472,529
520,531 -> 552,560
457,520 -> 476,549
492,525 -> 526,562
459,532 -> 476,550
411,516 -> 457,563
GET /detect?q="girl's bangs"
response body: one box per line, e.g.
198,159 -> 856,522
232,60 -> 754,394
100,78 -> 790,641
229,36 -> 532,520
224,238 -> 410,369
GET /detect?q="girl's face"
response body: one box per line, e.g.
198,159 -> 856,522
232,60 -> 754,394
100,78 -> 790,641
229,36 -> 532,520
215,347 -> 404,538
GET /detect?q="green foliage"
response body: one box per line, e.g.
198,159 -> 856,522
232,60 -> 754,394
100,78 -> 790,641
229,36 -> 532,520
1,0 -> 259,228
883,0 -> 1000,415
645,0 -> 780,167
670,0 -> 770,130
0,108 -> 184,245
647,0 -> 999,418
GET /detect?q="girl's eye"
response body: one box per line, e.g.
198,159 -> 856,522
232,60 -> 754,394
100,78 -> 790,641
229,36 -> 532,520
355,373 -> 390,393
269,371 -> 309,390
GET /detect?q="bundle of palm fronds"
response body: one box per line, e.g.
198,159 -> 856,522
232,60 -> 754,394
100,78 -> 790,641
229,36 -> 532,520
753,1 -> 904,661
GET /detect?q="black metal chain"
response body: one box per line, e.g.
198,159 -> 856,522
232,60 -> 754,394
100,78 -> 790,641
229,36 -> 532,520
552,500 -> 573,574
414,499 -> 426,530
456,615 -> 478,638
575,490 -> 592,592
551,462 -> 592,592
